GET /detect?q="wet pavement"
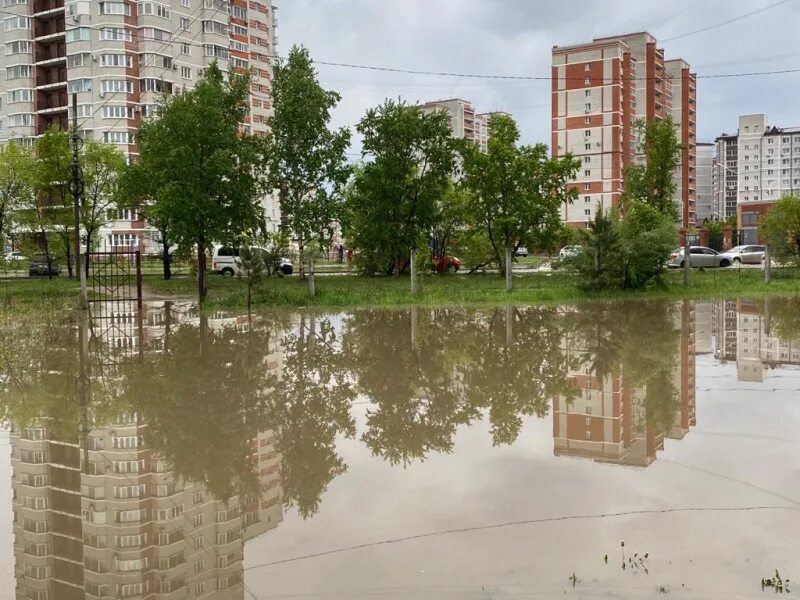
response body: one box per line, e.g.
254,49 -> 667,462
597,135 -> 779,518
1,297 -> 798,598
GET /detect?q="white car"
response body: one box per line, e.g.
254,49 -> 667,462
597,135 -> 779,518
212,246 -> 293,276
4,251 -> 26,262
515,246 -> 529,257
559,245 -> 582,259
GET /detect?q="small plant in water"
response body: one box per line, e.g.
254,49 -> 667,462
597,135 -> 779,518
762,569 -> 791,594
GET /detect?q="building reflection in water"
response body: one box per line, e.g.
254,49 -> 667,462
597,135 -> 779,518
552,300 -> 697,467
10,302 -> 284,599
712,299 -> 800,383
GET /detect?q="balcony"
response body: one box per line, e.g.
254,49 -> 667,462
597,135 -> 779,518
35,41 -> 66,64
35,65 -> 66,88
33,0 -> 64,14
33,18 -> 65,40
36,89 -> 67,111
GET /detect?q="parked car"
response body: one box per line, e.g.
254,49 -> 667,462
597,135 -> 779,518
559,245 -> 582,259
433,254 -> 461,273
717,245 -> 766,266
212,246 -> 293,276
4,251 -> 26,262
515,246 -> 529,257
667,246 -> 727,268
28,255 -> 61,276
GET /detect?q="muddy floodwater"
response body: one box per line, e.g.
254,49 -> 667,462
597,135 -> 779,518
1,297 -> 798,599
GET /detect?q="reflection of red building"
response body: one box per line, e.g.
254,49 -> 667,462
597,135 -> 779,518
553,301 -> 696,466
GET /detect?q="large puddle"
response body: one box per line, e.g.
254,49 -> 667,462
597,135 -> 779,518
2,298 -> 799,598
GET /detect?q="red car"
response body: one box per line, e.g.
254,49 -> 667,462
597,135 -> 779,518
433,254 -> 461,273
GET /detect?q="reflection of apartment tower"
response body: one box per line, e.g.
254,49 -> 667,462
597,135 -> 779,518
736,300 -> 800,382
11,422 -> 283,598
552,32 -> 696,228
669,301 -> 696,441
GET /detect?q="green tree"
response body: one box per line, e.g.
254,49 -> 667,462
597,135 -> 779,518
81,140 -> 126,275
431,183 -> 471,268
266,46 -> 351,282
622,117 -> 682,220
460,114 -> 581,279
132,62 -> 266,303
573,207 -> 625,291
0,142 -> 35,252
618,201 -> 677,289
344,99 -> 457,275
33,127 -> 74,277
760,196 -> 800,267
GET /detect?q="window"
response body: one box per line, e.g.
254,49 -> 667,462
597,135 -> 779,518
584,103 -> 591,111
232,24 -> 248,36
232,4 -> 246,19
101,53 -> 132,68
113,459 -> 144,473
114,484 -> 145,499
66,53 -> 91,68
192,513 -> 203,526
584,143 -> 591,150
231,57 -> 249,69
194,537 -> 204,550
584,77 -> 590,85
192,491 -> 203,504
99,2 -> 130,15
195,583 -> 205,595
141,28 -> 171,41
100,27 -> 131,42
203,44 -> 228,59
181,43 -> 190,55
157,4 -> 169,17
742,212 -> 758,226
584,63 -> 590,71
116,508 -> 147,523
583,156 -> 590,164
140,79 -> 173,93
179,16 -> 189,29
7,113 -> 33,127
194,559 -> 204,574
181,0 -> 190,5
6,88 -> 31,103
584,169 -> 591,176
584,130 -> 591,138
584,183 -> 591,191
5,40 -> 31,55
584,195 -> 591,203
4,15 -> 30,30
181,66 -> 191,79
101,79 -> 133,93
66,27 -> 91,41
584,209 -> 591,216
7,65 -> 32,80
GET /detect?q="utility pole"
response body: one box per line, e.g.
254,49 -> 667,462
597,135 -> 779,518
70,93 -> 89,310
764,244 -> 772,284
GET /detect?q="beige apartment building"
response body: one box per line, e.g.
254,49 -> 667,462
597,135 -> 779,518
419,98 -> 509,152
0,0 -> 280,253
551,32 -> 697,228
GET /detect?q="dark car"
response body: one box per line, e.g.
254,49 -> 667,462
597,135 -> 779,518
28,255 -> 61,276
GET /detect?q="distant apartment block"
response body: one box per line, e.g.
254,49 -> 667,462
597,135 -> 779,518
551,32 -> 696,228
695,142 -> 715,222
715,114 -> 800,243
419,98 -> 509,152
0,0 -> 280,252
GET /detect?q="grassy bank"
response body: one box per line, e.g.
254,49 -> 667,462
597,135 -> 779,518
144,266 -> 800,309
3,267 -> 799,312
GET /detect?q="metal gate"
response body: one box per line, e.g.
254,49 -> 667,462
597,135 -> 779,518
87,251 -> 142,307
86,251 -> 144,368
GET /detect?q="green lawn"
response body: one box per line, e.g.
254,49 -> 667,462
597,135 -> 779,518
3,266 -> 799,312
144,266 -> 800,309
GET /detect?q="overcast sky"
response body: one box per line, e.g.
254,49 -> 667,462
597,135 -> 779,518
276,0 -> 800,155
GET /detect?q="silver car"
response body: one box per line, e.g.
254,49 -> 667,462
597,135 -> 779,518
717,245 -> 765,266
667,246 -> 727,268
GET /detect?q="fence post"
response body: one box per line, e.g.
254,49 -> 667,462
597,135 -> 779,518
135,251 -> 143,309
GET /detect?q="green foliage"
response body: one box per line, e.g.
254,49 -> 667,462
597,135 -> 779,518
344,99 -> 457,274
622,117 -> 682,220
81,140 -> 126,258
618,202 -> 677,289
706,220 -> 724,252
266,46 -> 351,265
760,196 -> 800,267
460,114 -> 581,272
131,62 -> 266,301
574,208 -> 625,290
0,142 -> 35,248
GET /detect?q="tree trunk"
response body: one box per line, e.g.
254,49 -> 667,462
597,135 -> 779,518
298,239 -> 305,278
84,231 -> 92,278
505,246 -> 512,292
197,238 -> 207,305
307,256 -> 315,297
410,247 -> 417,295
162,237 -> 171,280
247,280 -> 252,313
64,241 -> 73,279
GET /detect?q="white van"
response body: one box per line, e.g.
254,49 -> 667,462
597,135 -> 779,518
212,246 -> 293,277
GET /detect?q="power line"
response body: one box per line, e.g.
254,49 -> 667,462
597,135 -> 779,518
661,0 -> 797,42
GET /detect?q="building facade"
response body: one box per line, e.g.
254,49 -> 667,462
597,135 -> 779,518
419,98 -> 509,153
551,32 -> 696,228
0,0 -> 280,252
714,114 -> 800,243
695,142 -> 715,223
715,133 -> 738,220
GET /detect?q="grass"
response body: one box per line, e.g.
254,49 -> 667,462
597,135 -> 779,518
142,266 -> 800,310
3,266 -> 799,312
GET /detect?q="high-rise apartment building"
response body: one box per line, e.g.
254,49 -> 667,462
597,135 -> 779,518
695,142 -> 715,223
716,133 -> 738,220
0,0 -> 280,251
419,98 -> 509,152
715,114 -> 800,243
552,32 -> 696,228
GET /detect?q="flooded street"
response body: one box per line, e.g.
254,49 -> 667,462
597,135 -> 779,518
1,298 -> 798,598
